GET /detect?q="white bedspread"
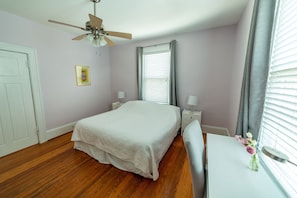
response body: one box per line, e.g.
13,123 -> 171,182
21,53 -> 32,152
71,100 -> 181,180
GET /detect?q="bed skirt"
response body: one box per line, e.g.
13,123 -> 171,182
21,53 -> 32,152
74,141 -> 157,180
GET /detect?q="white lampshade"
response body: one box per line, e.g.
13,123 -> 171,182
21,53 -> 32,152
187,95 -> 198,106
118,91 -> 125,99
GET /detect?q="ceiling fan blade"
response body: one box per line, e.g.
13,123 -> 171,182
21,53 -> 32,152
104,36 -> 115,46
72,34 -> 88,40
106,31 -> 132,40
88,14 -> 103,29
48,20 -> 86,31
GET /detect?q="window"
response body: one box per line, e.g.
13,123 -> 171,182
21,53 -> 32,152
259,0 -> 297,196
141,44 -> 171,104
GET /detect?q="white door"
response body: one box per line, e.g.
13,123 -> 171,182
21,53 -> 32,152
0,50 -> 39,157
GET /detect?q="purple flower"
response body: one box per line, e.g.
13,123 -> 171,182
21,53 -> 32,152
241,139 -> 248,146
235,135 -> 248,146
235,135 -> 242,142
235,132 -> 258,156
246,145 -> 256,155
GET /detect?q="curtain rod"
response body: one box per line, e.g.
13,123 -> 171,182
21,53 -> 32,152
139,40 -> 174,48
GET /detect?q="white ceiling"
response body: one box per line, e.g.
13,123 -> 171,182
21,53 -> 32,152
0,0 -> 248,45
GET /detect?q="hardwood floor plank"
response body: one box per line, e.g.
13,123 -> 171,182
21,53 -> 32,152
0,144 -> 88,197
153,139 -> 186,197
0,132 -> 71,173
106,172 -> 143,198
25,152 -> 90,197
175,157 -> 193,197
36,159 -> 112,197
0,142 -> 72,184
78,166 -> 131,197
0,132 -> 193,198
129,178 -> 154,198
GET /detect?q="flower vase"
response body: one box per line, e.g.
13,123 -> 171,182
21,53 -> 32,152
249,153 -> 259,171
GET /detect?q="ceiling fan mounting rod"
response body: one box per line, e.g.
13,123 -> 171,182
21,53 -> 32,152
91,0 -> 100,17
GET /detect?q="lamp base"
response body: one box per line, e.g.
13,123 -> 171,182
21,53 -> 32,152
189,105 -> 195,112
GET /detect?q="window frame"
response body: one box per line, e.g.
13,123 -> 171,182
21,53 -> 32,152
141,43 -> 171,104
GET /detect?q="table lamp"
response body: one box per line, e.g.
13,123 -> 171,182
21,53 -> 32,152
262,146 -> 297,166
118,91 -> 125,103
187,95 -> 197,112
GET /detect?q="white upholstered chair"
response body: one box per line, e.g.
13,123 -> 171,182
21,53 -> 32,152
183,120 -> 206,198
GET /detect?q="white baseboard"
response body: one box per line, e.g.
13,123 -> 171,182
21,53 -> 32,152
46,122 -> 76,141
201,124 -> 230,136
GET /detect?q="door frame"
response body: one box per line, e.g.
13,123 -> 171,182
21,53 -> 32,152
0,42 -> 46,143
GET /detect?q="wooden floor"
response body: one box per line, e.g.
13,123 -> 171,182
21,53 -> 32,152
0,132 -> 193,198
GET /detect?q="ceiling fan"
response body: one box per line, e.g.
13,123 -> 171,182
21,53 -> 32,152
48,0 -> 132,47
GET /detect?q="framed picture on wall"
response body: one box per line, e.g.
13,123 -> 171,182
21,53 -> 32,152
75,65 -> 91,86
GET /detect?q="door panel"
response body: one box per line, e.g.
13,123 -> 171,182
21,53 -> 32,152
0,50 -> 38,157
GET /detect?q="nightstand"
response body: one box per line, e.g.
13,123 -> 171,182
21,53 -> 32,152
112,101 -> 123,110
181,110 -> 202,134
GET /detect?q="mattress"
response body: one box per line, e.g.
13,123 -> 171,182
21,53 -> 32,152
71,100 -> 181,180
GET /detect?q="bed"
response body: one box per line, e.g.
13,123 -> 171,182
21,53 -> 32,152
71,100 -> 181,180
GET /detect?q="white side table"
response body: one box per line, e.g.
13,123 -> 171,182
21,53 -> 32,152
181,109 -> 202,134
112,102 -> 123,110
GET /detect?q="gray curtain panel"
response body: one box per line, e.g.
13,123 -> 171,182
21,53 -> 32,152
236,0 -> 277,139
136,47 -> 143,100
169,40 -> 178,106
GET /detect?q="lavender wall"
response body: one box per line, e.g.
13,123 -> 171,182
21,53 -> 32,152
110,1 -> 254,136
110,26 -> 238,131
0,2 -> 254,138
0,11 -> 111,133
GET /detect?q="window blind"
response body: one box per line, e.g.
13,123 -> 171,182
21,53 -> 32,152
142,44 -> 170,104
259,0 -> 297,196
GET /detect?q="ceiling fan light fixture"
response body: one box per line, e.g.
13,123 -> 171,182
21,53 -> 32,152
89,34 -> 107,47
86,34 -> 94,42
48,0 -> 132,47
91,38 -> 99,47
99,35 -> 107,46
